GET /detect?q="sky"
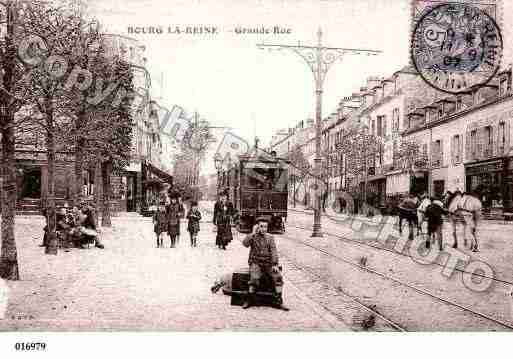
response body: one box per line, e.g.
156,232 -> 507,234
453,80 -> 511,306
86,0 -> 512,175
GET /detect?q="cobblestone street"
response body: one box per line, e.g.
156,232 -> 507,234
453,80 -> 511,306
0,213 -> 346,331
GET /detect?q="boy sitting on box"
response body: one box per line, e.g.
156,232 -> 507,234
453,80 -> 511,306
241,217 -> 289,311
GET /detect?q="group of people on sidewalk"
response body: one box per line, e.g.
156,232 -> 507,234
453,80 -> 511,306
152,191 -> 201,248
41,202 -> 104,250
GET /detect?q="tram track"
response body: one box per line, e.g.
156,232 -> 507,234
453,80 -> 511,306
286,217 -> 513,288
278,226 -> 513,331
200,203 -> 513,330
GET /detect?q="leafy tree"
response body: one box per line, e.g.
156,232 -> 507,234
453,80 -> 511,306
337,125 -> 383,210
286,145 -> 311,207
394,138 -> 428,172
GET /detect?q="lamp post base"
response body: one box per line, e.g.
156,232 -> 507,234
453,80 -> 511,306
311,220 -> 323,238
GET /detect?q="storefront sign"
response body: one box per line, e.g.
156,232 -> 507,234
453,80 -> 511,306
386,173 -> 410,195
465,159 -> 503,176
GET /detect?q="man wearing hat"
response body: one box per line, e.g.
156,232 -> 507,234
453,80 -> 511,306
241,217 -> 289,311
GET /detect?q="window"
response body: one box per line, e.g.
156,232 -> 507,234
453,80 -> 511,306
470,129 -> 477,157
392,108 -> 400,132
500,78 -> 508,96
433,139 -> 442,166
371,120 -> 376,136
456,96 -> 462,110
498,122 -> 506,153
377,115 -> 386,137
453,135 -> 461,163
484,126 -> 493,157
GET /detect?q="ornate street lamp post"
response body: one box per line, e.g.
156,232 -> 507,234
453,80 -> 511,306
258,29 -> 380,237
214,153 -> 222,191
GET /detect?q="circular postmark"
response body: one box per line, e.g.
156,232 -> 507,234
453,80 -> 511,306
411,3 -> 503,94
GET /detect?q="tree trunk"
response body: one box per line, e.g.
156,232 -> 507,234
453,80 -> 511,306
94,156 -> 102,217
73,109 -> 87,205
45,109 -> 58,255
0,110 -> 20,279
101,160 -> 112,227
0,8 -> 20,279
74,137 -> 85,205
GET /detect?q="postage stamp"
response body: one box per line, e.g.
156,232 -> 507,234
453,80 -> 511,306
411,2 -> 503,94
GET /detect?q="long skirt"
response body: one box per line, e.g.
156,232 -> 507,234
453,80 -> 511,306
216,222 -> 233,246
168,222 -> 180,237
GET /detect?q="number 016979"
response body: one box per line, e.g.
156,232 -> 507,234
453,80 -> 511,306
14,342 -> 47,351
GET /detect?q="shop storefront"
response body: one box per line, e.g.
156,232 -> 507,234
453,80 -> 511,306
465,157 -> 513,213
141,160 -> 174,210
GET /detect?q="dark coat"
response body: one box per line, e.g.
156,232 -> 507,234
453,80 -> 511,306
242,232 -> 279,266
166,203 -> 184,236
187,208 -> 202,234
153,208 -> 167,234
425,200 -> 448,233
214,201 -> 234,246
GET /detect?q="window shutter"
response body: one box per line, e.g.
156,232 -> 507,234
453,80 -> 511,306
474,129 -> 480,160
493,123 -> 500,156
477,127 -> 485,160
451,136 -> 455,165
440,139 -> 444,166
383,117 -> 387,138
506,120 -> 511,153
430,141 -> 436,166
465,131 -> 471,162
458,134 -> 463,163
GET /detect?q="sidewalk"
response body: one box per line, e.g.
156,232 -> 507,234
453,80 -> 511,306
0,215 -> 346,331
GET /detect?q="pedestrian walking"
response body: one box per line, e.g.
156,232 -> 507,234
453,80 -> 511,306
186,201 -> 202,247
424,196 -> 448,250
175,194 -> 185,244
153,201 -> 167,248
166,193 -> 182,248
214,191 -> 234,250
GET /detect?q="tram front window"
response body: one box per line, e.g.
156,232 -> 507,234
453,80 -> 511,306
242,167 -> 287,191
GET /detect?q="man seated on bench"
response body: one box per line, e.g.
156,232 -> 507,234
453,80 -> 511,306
241,217 -> 289,311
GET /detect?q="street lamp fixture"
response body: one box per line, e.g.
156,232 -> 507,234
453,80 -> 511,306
258,29 -> 381,238
214,153 -> 222,171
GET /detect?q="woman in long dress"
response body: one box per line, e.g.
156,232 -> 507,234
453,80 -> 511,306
166,194 -> 182,248
214,193 -> 234,250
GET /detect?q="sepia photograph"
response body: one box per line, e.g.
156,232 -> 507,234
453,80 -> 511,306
1,0 -> 513,356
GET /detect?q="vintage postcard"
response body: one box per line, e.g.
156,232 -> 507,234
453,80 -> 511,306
1,0 -> 513,356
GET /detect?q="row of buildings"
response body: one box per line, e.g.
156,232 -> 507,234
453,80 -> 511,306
269,64 -> 513,216
15,33 -> 175,214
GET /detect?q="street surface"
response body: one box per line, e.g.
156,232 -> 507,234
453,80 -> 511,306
0,210 -> 345,331
1,202 -> 513,331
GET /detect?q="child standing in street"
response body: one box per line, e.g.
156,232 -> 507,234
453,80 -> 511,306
153,201 -> 167,248
187,201 -> 202,247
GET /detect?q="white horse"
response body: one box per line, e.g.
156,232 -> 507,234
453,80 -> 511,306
417,196 -> 431,235
448,193 -> 483,252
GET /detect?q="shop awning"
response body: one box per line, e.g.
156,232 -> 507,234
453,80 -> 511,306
144,162 -> 173,184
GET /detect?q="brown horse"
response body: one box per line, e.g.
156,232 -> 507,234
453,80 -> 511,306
447,192 -> 482,252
